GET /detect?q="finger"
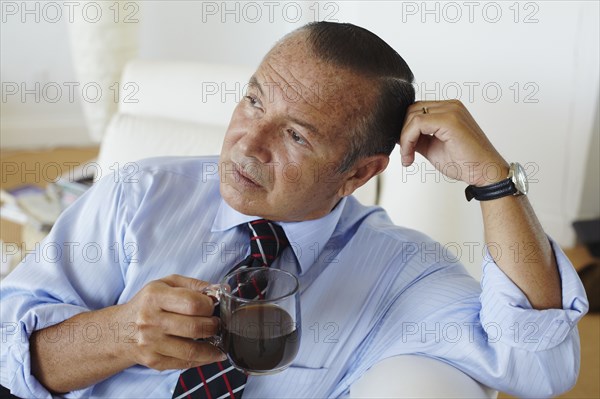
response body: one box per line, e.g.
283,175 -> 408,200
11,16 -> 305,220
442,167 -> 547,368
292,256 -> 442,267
402,101 -> 445,132
156,336 -> 226,366
407,100 -> 441,114
141,341 -> 227,371
142,280 -> 214,316
145,354 -> 223,371
399,113 -> 443,166
139,353 -> 196,372
159,313 -> 220,339
157,285 -> 216,316
408,100 -> 459,113
161,274 -> 211,292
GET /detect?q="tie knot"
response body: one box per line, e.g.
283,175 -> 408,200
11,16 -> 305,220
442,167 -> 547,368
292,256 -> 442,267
247,219 -> 289,267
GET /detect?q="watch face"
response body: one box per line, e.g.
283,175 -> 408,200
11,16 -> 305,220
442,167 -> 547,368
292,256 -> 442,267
514,163 -> 529,194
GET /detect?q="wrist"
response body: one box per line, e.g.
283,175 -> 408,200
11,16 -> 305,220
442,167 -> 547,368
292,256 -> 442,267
472,161 -> 510,187
108,304 -> 139,367
465,162 -> 529,202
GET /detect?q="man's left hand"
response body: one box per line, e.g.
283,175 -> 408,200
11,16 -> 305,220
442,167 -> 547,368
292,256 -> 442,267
399,100 -> 509,187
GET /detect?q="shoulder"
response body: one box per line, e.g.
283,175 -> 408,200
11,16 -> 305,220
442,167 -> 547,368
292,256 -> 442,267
340,195 -> 438,253
339,196 -> 475,286
114,155 -> 221,192
128,155 -> 220,182
339,199 -> 482,318
95,155 -> 221,210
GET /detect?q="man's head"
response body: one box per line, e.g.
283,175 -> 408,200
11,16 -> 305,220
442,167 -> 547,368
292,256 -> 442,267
299,22 -> 415,172
219,22 -> 415,222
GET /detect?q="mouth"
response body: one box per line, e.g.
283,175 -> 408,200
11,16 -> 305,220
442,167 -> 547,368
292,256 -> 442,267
231,162 -> 263,188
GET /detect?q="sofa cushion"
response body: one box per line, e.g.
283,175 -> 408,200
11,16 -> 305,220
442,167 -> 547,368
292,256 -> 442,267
118,60 -> 253,126
97,113 -> 225,175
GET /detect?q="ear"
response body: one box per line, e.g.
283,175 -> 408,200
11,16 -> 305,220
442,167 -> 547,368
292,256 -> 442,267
337,154 -> 389,197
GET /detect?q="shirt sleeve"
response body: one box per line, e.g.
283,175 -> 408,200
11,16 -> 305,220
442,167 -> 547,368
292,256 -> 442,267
0,171 -> 134,398
478,237 -> 588,351
338,236 -> 588,398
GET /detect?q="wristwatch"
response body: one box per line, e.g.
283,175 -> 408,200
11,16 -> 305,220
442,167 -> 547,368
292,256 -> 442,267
465,162 -> 529,201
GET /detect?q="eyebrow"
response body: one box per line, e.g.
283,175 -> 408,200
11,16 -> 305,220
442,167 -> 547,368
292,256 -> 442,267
247,75 -> 322,138
248,75 -> 264,96
288,116 -> 321,138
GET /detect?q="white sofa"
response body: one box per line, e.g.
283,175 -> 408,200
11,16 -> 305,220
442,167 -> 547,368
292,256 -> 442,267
97,60 -> 497,398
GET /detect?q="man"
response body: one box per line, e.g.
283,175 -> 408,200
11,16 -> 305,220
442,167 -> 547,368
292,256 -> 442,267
0,22 -> 588,398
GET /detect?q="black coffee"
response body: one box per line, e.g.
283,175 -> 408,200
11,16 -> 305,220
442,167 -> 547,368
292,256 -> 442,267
223,304 -> 299,371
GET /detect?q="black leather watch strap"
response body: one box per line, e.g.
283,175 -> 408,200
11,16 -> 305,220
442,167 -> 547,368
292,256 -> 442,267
465,178 -> 516,201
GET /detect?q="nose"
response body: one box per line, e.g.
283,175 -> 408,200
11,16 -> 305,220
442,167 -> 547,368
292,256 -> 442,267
237,119 -> 274,164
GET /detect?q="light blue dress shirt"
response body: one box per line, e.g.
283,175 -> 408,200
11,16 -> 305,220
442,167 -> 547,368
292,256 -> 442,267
0,156 -> 588,398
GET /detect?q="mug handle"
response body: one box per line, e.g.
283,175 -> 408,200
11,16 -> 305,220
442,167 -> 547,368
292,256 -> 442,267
202,283 -> 223,305
201,284 -> 225,351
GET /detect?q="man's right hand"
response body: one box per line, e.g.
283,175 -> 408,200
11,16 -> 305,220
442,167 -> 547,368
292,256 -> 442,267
31,274 -> 226,394
119,274 -> 226,370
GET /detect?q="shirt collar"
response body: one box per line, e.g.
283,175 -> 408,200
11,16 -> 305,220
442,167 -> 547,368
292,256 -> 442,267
212,198 -> 347,275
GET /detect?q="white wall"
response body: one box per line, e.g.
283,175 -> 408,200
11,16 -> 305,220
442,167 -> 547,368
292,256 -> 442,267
1,1 -> 598,273
578,103 -> 600,220
137,0 -> 312,65
341,1 -> 600,273
0,2 -> 90,148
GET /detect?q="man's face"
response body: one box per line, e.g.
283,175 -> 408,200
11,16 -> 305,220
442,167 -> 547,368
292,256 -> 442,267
219,35 -> 377,222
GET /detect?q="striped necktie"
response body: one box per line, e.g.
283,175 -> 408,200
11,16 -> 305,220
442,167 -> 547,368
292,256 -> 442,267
172,219 -> 289,399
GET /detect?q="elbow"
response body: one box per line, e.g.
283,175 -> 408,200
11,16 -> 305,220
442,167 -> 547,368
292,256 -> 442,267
526,373 -> 578,399
525,341 -> 581,398
551,355 -> 580,397
552,329 -> 582,397
516,369 -> 578,399
544,369 -> 578,398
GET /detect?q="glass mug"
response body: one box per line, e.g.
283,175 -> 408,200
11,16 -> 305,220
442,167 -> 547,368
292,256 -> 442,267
202,267 -> 301,375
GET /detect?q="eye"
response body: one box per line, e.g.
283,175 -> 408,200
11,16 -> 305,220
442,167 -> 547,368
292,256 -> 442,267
244,95 -> 261,107
288,129 -> 307,145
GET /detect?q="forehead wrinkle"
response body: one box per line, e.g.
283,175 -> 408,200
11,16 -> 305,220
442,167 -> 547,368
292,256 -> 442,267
262,58 -> 338,115
273,55 -> 378,125
258,40 -> 378,145
281,65 -> 339,114
254,61 -> 335,137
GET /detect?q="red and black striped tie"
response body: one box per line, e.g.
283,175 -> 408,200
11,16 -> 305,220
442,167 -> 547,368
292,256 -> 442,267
172,219 -> 289,399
